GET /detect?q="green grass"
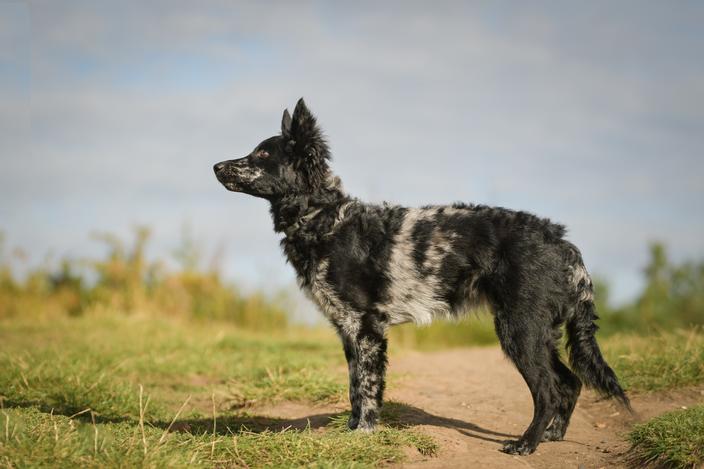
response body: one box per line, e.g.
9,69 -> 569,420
2,314 -> 703,467
0,404 -> 436,469
0,315 -> 347,418
628,405 -> 704,469
0,405 -> 436,469
601,330 -> 704,468
602,328 -> 704,392
0,315 -> 436,468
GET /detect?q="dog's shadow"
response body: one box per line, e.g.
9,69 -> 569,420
153,401 -> 518,444
3,398 -> 517,444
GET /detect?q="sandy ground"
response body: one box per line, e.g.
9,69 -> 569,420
252,347 -> 704,469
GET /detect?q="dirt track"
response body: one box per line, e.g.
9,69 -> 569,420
257,347 -> 703,468
387,347 -> 704,468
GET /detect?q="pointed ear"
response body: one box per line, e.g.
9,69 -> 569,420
288,98 -> 331,189
281,109 -> 292,138
290,98 -> 313,141
292,98 -> 309,121
290,98 -> 328,159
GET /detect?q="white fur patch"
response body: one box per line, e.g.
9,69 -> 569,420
305,258 -> 361,337
306,205 -> 486,327
569,264 -> 594,302
236,166 -> 263,182
377,208 -> 454,325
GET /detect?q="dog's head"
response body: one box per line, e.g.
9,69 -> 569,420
214,98 -> 331,199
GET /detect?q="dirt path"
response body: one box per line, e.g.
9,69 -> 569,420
387,347 -> 702,468
254,347 -> 703,468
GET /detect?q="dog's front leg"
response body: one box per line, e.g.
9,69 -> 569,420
338,331 -> 362,430
353,317 -> 388,431
335,315 -> 388,431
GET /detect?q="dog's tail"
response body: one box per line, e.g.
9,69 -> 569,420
564,252 -> 631,411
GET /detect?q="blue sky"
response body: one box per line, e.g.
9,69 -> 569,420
1,1 -> 703,319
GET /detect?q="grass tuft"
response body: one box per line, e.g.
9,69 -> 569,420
628,404 -> 704,469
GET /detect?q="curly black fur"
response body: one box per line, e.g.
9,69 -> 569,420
213,98 -> 630,455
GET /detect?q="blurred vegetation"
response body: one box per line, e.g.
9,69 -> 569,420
603,327 -> 704,392
1,226 -> 702,341
390,311 -> 497,350
0,228 -> 288,331
593,242 -> 704,335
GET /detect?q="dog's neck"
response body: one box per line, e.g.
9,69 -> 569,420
268,176 -> 352,285
269,186 -> 350,237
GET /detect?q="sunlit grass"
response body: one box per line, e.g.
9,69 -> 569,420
628,404 -> 704,469
0,314 -> 436,468
602,328 -> 704,392
0,315 -> 347,419
0,405 -> 436,469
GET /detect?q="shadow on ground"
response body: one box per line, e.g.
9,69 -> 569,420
152,401 -> 518,443
0,398 -> 133,425
2,398 -> 517,443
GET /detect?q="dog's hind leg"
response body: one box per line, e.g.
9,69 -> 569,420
494,310 -> 560,455
543,348 -> 582,441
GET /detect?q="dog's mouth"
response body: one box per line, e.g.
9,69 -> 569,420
216,174 -> 241,191
223,181 -> 241,191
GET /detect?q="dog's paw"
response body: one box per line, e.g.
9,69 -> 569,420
500,440 -> 536,455
347,415 -> 360,430
541,425 -> 564,442
355,422 -> 375,433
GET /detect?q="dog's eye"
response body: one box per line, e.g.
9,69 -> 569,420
257,150 -> 270,159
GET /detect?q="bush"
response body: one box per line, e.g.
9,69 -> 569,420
0,228 -> 287,330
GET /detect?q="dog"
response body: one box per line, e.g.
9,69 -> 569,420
214,99 -> 630,455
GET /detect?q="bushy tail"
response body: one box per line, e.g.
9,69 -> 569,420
566,296 -> 632,411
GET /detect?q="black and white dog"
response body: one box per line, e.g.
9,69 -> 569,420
214,99 -> 629,455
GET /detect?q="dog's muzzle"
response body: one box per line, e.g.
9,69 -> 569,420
214,159 -> 263,192
214,160 -> 240,191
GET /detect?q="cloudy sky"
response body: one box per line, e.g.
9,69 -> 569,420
2,1 -> 703,317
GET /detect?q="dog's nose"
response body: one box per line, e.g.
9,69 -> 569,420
213,162 -> 225,173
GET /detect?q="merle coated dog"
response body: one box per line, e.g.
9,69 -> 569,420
213,99 -> 630,455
